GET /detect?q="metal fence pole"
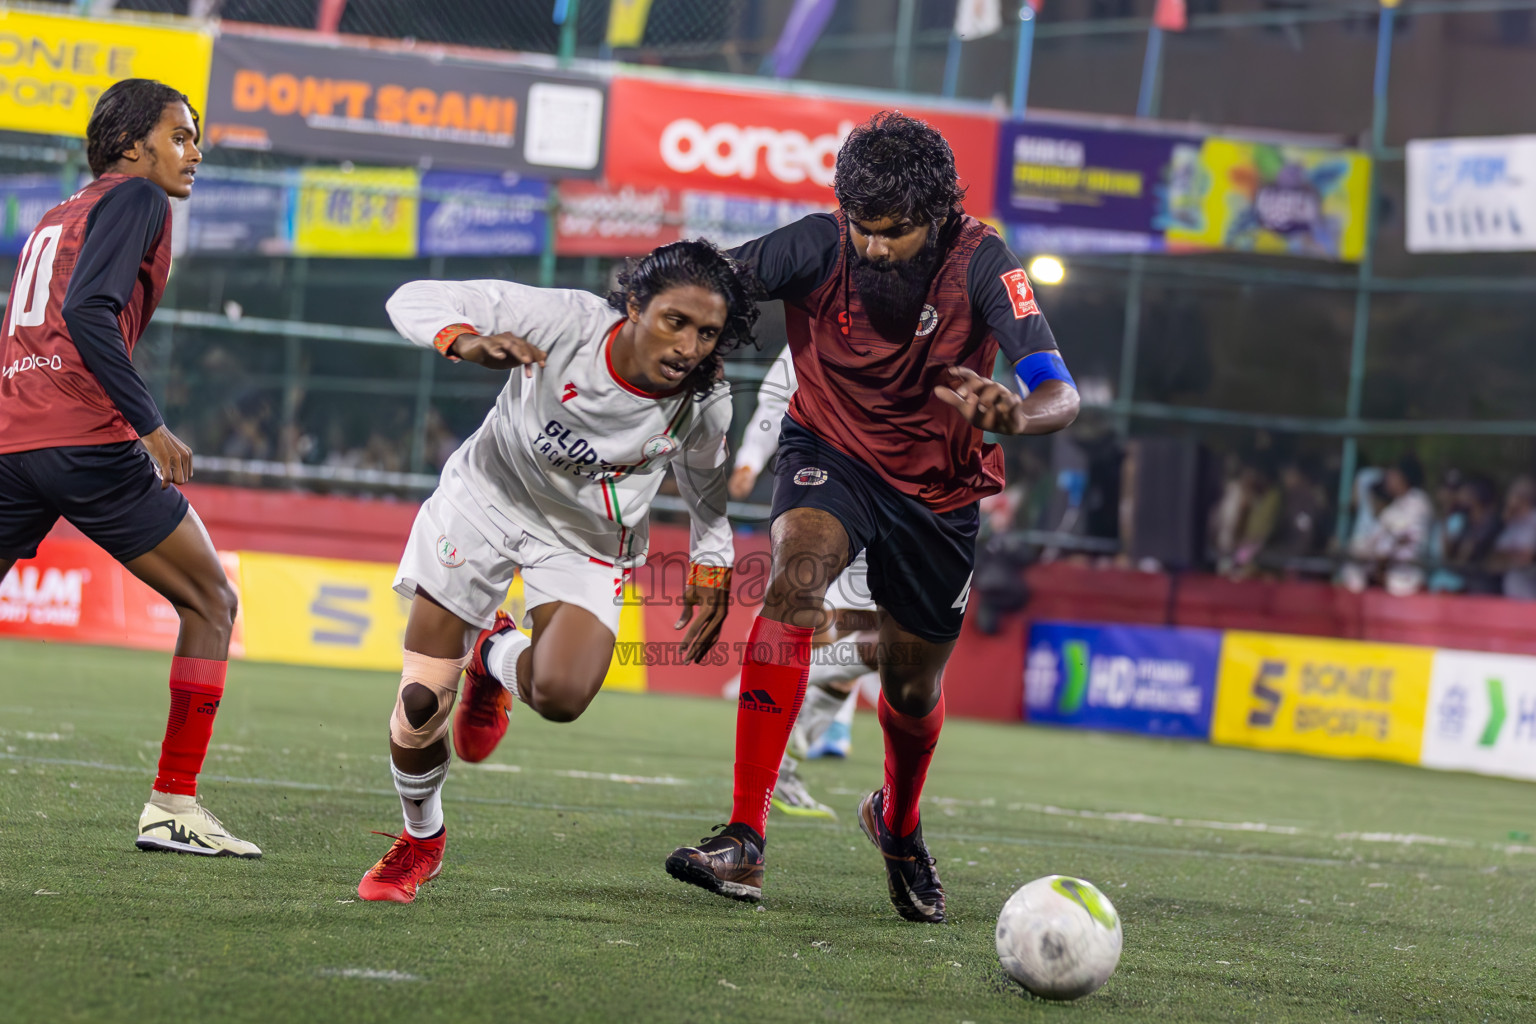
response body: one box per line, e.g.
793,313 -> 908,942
1011,3 -> 1036,118
1335,3 -> 1396,545
279,257 -> 309,461
894,0 -> 918,91
557,0 -> 581,67
1117,18 -> 1166,437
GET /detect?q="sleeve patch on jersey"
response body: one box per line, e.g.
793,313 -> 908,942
1000,268 -> 1040,320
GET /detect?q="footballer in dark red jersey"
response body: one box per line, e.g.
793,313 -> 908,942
0,79 -> 259,857
666,112 -> 1079,920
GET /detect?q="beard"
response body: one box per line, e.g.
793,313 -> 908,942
850,226 -> 943,341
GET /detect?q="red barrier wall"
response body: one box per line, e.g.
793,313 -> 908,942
44,483 -> 419,565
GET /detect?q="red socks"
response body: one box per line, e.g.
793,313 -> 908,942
730,616 -> 813,837
879,691 -> 945,837
153,657 -> 227,796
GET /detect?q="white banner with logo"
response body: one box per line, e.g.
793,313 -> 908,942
1406,135 -> 1536,253
1422,650 -> 1536,781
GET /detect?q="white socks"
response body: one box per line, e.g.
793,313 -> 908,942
807,637 -> 872,689
486,627 -> 532,704
794,683 -> 849,749
392,760 -> 449,838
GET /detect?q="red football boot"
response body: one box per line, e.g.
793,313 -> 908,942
453,611 -> 518,763
357,829 -> 446,903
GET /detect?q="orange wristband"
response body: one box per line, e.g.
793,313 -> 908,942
433,323 -> 477,361
687,563 -> 732,589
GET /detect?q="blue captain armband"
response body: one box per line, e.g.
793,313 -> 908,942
1015,350 -> 1077,395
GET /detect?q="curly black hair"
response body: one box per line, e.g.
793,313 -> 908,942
87,79 -> 200,178
607,239 -> 760,398
833,110 -> 966,227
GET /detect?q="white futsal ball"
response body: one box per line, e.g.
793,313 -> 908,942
995,875 -> 1123,1000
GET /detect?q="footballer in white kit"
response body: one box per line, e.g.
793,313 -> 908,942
357,240 -> 760,903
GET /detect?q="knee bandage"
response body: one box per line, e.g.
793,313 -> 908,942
389,649 -> 471,749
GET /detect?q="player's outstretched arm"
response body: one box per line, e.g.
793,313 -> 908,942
934,366 -> 1079,436
386,279 -> 575,372
674,407 -> 736,663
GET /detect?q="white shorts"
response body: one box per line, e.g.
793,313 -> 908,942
826,551 -> 876,613
393,489 -> 631,637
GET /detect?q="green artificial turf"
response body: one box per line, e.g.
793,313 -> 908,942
0,637 -> 1532,1023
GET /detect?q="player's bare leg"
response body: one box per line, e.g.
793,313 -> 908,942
118,509 -> 257,857
363,591 -> 619,902
857,614 -> 953,923
668,508 -> 846,901
361,591 -> 474,902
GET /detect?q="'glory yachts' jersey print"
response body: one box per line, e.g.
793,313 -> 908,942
385,280 -> 734,569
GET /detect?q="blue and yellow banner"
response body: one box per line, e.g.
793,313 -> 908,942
1164,138 -> 1371,262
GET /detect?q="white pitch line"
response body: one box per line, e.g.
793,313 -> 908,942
317,968 -> 422,982
1000,801 -> 1536,856
7,751 -> 1531,862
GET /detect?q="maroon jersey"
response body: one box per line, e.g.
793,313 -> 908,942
733,211 -> 1060,513
0,173 -> 172,454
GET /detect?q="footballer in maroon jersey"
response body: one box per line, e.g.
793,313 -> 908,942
666,112 -> 1079,920
0,79 -> 259,857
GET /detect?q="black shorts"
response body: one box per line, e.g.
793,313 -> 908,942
0,441 -> 189,562
769,417 -> 979,644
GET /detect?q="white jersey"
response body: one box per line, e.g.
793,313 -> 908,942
733,343 -> 796,477
386,279 -> 734,569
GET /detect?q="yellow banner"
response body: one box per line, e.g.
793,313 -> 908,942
0,9 -> 212,139
1211,631 -> 1432,764
238,550 -> 647,690
292,165 -> 418,258
1165,138 -> 1371,262
238,551 -> 411,670
606,0 -> 656,47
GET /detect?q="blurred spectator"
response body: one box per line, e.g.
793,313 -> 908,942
1341,455 -> 1432,595
423,408 -> 461,471
1212,461 -> 1280,579
1490,476 -> 1536,599
1266,461 -> 1325,566
1435,475 -> 1504,594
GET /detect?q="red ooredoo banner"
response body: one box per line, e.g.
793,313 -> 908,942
604,77 -> 998,214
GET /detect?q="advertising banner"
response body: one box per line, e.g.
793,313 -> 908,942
419,171 -> 546,257
0,538 -> 242,656
1421,650 -> 1536,781
604,76 -> 997,213
556,181 -> 679,256
996,122 -> 1369,261
0,9 -> 212,139
292,166 -> 418,258
237,551 -> 411,670
205,32 -> 605,176
1406,135 -> 1536,253
1023,621 -> 1220,738
183,177 -> 290,254
1212,632 -> 1432,764
995,122 -> 1194,254
1164,138 -> 1371,262
1,175 -> 66,257
680,191 -> 828,250
555,182 -> 828,256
